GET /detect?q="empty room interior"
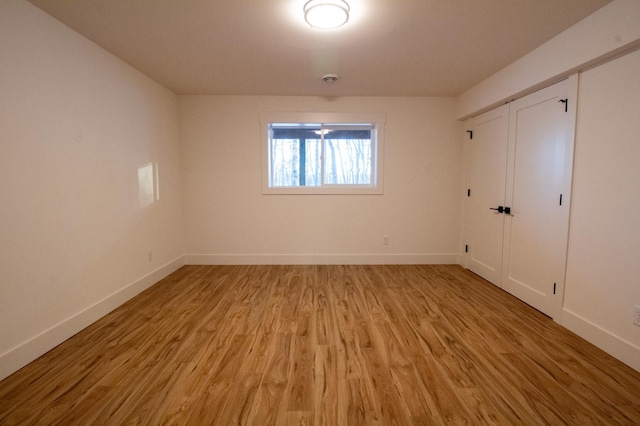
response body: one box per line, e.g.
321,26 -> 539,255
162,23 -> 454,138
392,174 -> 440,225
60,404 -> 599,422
2,0 -> 640,424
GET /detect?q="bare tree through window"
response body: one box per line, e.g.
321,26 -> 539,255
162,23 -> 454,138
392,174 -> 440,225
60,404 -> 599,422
269,124 -> 374,188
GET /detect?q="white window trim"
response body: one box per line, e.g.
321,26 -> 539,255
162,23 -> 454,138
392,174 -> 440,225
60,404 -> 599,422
260,112 -> 385,195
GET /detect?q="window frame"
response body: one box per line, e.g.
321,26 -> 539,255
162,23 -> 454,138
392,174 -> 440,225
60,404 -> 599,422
260,112 -> 385,195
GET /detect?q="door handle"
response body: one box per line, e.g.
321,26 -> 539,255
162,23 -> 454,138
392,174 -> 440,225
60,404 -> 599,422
489,206 -> 513,215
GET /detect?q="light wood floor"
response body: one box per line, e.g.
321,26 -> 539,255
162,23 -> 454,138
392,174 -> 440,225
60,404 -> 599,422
2,265 -> 640,425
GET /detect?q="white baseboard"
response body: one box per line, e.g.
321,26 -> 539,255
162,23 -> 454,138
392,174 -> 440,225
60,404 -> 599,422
561,308 -> 640,372
185,253 -> 462,265
0,256 -> 185,381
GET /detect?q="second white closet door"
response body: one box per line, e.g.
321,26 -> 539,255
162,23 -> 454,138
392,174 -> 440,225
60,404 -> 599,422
501,79 -> 575,319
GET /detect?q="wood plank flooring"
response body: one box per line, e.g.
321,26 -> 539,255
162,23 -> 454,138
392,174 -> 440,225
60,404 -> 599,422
2,264 -> 640,425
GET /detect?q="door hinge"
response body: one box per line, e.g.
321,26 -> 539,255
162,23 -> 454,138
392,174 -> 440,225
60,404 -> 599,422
466,130 -> 473,139
559,99 -> 568,112
465,245 -> 469,253
559,194 -> 563,206
553,283 -> 557,295
467,189 -> 471,197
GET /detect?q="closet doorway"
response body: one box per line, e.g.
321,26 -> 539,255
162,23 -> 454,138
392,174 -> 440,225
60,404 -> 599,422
464,78 -> 577,319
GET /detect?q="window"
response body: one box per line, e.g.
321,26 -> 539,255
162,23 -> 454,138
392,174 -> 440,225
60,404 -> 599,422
261,112 -> 385,194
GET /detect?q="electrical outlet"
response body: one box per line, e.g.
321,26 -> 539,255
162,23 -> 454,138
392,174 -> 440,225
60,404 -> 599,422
383,235 -> 389,246
634,305 -> 640,327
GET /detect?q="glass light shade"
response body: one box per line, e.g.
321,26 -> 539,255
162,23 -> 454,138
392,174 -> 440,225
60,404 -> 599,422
304,0 -> 350,29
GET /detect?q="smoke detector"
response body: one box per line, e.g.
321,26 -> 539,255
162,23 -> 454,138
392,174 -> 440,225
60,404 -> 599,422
322,74 -> 338,83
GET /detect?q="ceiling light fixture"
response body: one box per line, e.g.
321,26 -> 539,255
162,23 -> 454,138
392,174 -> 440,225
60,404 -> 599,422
314,129 -> 333,135
304,0 -> 350,29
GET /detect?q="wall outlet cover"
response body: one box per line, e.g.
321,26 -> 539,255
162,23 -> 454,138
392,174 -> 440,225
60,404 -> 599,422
634,305 -> 640,327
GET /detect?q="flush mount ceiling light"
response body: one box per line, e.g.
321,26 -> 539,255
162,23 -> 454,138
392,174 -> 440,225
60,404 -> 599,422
314,129 -> 333,135
304,0 -> 350,29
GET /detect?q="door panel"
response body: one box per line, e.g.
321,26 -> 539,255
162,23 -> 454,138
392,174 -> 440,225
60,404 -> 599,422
465,105 -> 509,286
502,79 -> 574,319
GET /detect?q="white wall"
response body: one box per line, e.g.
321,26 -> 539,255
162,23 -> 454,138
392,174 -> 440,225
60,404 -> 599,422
179,96 -> 461,264
0,0 -> 185,380
562,49 -> 640,371
456,0 -> 640,120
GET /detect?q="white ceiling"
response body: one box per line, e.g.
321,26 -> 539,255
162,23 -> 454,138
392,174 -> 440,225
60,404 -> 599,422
27,0 -> 612,97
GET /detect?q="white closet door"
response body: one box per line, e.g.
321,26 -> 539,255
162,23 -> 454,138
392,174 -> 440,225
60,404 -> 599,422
465,105 -> 509,286
502,78 -> 575,319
